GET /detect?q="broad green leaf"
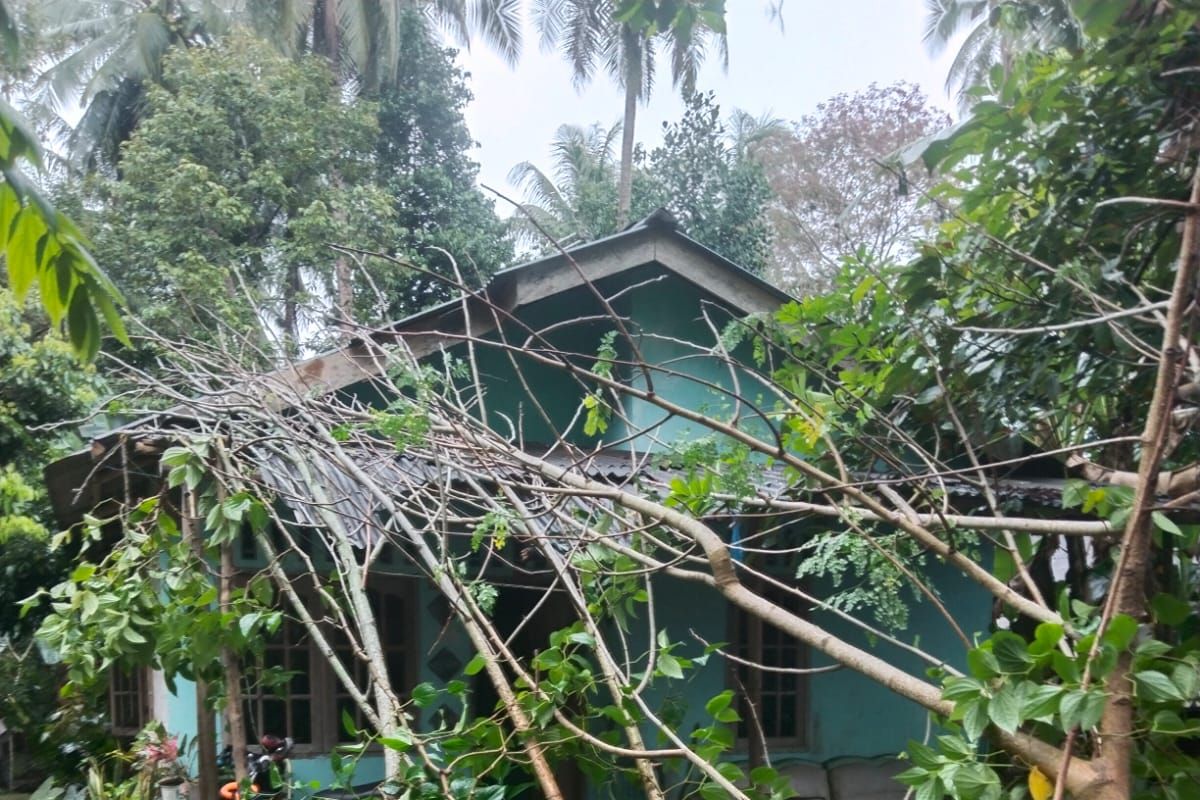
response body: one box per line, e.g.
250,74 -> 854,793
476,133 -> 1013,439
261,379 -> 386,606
1152,511 -> 1182,537
658,652 -> 684,679
1102,614 -> 1138,651
1134,670 -> 1184,703
988,683 -> 1021,733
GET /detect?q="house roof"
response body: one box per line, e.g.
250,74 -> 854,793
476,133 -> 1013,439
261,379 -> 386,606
266,208 -> 790,400
43,210 -> 793,525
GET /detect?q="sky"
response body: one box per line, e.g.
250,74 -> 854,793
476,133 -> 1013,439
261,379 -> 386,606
451,1 -> 961,210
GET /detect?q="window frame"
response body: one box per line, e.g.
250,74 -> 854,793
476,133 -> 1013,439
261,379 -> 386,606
240,575 -> 419,755
727,577 -> 809,762
108,665 -> 151,738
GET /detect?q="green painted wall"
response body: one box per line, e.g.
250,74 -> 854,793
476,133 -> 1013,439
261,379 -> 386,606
629,562 -> 989,767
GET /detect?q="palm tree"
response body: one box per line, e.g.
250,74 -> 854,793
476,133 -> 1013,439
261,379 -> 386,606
726,108 -> 786,159
508,121 -> 622,249
20,0 -> 522,172
19,0 -> 227,172
245,0 -> 522,88
532,0 -> 726,228
923,0 -> 1082,101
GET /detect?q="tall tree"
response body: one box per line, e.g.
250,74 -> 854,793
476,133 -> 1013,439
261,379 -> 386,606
370,10 -> 512,319
84,35 -> 395,356
242,0 -> 520,325
17,0 -> 227,173
246,0 -> 523,86
754,82 -> 951,295
635,91 -> 773,274
533,0 -> 727,227
511,94 -> 773,272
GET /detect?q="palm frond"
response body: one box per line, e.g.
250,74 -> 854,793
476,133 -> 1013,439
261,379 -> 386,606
922,0 -> 986,56
131,11 -> 171,82
946,16 -> 999,96
469,0 -> 522,66
508,159 -> 571,218
430,0 -> 471,53
531,0 -> 566,52
667,25 -> 709,95
337,0 -> 371,82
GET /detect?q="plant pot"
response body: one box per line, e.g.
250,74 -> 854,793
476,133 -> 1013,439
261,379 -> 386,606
159,777 -> 186,800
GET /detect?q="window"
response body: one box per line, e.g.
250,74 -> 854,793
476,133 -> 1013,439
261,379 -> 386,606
729,581 -> 807,760
331,589 -> 412,743
109,666 -> 150,737
244,613 -> 314,746
242,579 -> 416,752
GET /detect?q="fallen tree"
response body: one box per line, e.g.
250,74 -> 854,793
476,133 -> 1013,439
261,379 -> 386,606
32,6 -> 1200,800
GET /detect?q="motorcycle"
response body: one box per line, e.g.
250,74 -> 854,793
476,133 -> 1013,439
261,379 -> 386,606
218,735 -> 294,800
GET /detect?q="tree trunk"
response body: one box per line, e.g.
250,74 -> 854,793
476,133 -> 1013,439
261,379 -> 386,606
195,679 -> 219,800
313,0 -> 355,338
220,543 -> 249,783
332,169 -> 354,338
616,43 -> 639,229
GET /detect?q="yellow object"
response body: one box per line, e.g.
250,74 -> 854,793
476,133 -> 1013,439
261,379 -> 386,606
1028,766 -> 1054,800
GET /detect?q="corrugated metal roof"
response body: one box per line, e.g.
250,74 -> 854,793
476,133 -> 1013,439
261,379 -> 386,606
251,443 -> 1075,548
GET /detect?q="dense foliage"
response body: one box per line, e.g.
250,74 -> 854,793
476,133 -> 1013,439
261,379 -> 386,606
371,11 -> 512,317
753,9 -> 1200,799
80,36 -> 390,355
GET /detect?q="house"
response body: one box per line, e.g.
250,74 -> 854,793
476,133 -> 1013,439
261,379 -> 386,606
43,211 -> 993,800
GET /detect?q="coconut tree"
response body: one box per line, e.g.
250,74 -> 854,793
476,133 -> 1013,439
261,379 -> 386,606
532,0 -> 726,228
244,0 -> 522,87
923,0 -> 1082,100
17,0 -> 227,173
508,121 -> 622,249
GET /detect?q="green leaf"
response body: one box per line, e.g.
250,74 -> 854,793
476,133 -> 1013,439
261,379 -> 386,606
1102,614 -> 1138,651
967,648 -> 1001,680
1152,593 -> 1192,626
1059,689 -> 1088,729
943,676 -> 985,702
70,564 -> 96,582
238,613 -> 260,639
1021,685 -> 1062,721
1152,511 -> 1183,537
80,591 -> 98,621
7,204 -> 45,302
410,682 -> 437,707
379,735 -> 412,752
1030,622 -> 1064,656
962,697 -> 988,741
705,690 -> 734,717
1135,670 -> 1186,703
991,631 -> 1034,673
988,683 -> 1021,733
658,653 -> 684,679
1069,0 -> 1126,36
464,654 -> 486,676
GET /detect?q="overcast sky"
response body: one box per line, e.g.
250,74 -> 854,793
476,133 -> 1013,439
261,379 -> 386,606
451,1 -> 960,211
